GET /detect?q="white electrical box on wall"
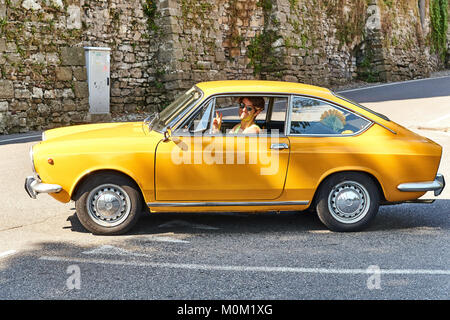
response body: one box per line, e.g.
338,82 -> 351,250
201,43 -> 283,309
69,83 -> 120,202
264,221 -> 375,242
84,47 -> 111,114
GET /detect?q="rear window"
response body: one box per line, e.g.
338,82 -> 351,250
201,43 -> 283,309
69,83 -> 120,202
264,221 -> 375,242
289,96 -> 371,136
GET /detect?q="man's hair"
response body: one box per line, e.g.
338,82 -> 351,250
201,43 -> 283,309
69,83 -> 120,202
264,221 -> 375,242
239,97 -> 265,110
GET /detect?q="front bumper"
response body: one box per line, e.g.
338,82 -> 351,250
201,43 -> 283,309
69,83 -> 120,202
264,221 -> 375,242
397,173 -> 446,196
25,176 -> 62,199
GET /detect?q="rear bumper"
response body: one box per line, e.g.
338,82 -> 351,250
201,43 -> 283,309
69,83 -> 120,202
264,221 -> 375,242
397,173 -> 445,196
25,176 -> 62,199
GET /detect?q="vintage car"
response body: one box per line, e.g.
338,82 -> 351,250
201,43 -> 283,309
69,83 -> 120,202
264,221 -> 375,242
25,80 -> 445,234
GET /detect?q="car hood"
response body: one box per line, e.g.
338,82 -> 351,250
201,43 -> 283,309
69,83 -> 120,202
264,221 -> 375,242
42,122 -> 150,142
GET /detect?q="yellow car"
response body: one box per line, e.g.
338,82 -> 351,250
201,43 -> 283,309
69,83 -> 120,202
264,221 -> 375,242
25,80 -> 445,234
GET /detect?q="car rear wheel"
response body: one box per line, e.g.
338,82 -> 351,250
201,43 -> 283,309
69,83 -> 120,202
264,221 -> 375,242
74,173 -> 143,235
315,172 -> 380,232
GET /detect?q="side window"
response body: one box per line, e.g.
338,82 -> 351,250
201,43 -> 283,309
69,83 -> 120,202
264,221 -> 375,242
214,96 -> 241,126
175,95 -> 290,135
213,96 -> 268,134
175,99 -> 214,134
289,96 -> 370,135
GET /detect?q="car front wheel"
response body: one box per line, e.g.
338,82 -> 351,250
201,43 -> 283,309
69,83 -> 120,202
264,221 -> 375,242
74,173 -> 143,235
315,172 -> 380,232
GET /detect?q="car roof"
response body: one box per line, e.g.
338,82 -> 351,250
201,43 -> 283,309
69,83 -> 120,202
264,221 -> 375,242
195,80 -> 332,97
194,80 -> 393,126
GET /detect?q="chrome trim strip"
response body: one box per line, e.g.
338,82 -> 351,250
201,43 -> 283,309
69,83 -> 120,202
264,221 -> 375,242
30,146 -> 36,175
25,176 -> 62,199
371,121 -> 396,134
397,173 -> 445,196
331,92 -> 397,134
285,94 -> 292,136
25,176 -> 36,199
286,123 -> 374,137
270,143 -> 289,150
147,200 -> 309,207
332,92 -> 391,122
163,86 -> 205,133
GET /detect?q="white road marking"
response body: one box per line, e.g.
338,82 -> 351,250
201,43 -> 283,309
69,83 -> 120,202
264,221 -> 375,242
0,250 -> 16,258
82,245 -> 150,257
145,236 -> 190,243
337,75 -> 450,93
0,134 -> 41,143
39,256 -> 450,276
308,230 -> 332,234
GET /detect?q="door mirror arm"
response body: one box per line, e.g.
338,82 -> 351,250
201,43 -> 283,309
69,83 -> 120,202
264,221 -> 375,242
163,127 -> 172,141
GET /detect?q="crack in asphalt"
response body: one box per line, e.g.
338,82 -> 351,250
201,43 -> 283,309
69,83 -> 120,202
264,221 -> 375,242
0,214 -> 61,233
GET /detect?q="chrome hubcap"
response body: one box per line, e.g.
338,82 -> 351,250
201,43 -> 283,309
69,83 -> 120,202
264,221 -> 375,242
328,181 -> 370,224
87,184 -> 131,227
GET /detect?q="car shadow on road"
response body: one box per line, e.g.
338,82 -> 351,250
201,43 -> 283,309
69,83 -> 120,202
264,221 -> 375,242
65,199 -> 450,235
66,210 -> 328,235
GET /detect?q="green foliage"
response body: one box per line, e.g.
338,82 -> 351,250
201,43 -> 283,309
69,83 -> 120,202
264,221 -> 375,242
180,0 -> 213,28
247,0 -> 284,78
323,0 -> 366,48
257,0 -> 273,11
430,0 -> 448,61
0,18 -> 7,35
357,46 -> 379,83
180,0 -> 216,53
383,0 -> 393,8
288,0 -> 299,8
143,0 -> 159,32
247,30 -> 282,75
142,0 -> 167,100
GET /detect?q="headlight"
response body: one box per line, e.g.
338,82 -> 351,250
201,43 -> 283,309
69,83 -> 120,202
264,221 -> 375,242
42,131 -> 46,141
30,145 -> 36,175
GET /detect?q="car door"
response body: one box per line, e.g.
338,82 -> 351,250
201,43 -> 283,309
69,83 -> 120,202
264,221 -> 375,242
154,95 -> 290,201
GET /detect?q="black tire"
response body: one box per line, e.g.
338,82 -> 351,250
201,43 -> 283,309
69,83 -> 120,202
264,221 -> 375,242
315,172 -> 380,232
74,173 -> 143,235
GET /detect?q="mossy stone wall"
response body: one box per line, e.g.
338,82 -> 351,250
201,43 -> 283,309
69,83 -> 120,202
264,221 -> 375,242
0,0 -> 448,133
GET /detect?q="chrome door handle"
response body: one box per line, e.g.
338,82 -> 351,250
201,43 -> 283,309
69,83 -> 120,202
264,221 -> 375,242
270,143 -> 289,150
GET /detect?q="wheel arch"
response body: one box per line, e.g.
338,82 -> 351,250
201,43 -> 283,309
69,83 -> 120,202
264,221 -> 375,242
310,169 -> 386,208
70,168 -> 145,202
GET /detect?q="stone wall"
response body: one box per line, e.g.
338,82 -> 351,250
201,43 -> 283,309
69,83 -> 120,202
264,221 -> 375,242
154,0 -> 447,97
364,0 -> 441,81
0,0 -> 448,134
0,0 -> 152,134
0,0 -> 88,134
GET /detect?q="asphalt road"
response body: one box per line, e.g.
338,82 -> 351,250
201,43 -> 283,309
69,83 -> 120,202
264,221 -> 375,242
0,77 -> 449,300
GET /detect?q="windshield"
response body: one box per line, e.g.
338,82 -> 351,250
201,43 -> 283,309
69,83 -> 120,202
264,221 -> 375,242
152,87 -> 202,132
